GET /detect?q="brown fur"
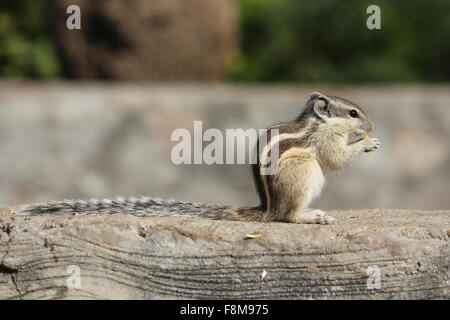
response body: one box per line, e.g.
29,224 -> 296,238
247,92 -> 379,224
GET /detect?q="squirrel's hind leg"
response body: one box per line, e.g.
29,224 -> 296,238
276,157 -> 336,225
292,209 -> 337,225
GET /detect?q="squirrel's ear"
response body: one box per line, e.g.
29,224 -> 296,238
309,92 -> 323,99
312,97 -> 330,118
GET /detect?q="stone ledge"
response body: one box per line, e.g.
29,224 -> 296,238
0,207 -> 449,299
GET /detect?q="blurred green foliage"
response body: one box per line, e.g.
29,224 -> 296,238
231,0 -> 450,82
0,0 -> 60,78
0,0 -> 449,82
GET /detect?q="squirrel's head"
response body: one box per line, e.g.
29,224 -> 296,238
299,92 -> 375,136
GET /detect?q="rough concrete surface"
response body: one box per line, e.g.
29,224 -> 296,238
0,207 -> 448,299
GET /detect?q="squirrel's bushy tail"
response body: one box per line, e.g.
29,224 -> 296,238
16,196 -> 266,222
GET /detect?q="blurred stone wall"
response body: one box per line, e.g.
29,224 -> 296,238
0,83 -> 449,210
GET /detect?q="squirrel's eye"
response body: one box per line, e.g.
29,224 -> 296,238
349,109 -> 359,118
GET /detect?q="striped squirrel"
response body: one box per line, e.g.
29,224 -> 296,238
16,92 -> 379,225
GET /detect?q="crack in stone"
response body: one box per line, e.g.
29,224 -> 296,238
10,273 -> 22,299
0,215 -> 22,299
0,248 -> 22,299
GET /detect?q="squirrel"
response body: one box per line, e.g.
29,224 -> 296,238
16,92 -> 380,225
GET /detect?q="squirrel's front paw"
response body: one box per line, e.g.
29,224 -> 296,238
363,137 -> 380,152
